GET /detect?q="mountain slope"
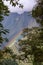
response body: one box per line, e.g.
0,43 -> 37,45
2,12 -> 39,46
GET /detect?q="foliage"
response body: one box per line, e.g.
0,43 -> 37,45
0,0 -> 23,45
32,0 -> 43,26
0,0 -> 23,65
18,0 -> 43,65
18,27 -> 43,65
5,0 -> 23,8
0,0 -> 43,65
0,47 -> 18,65
0,0 -> 10,45
32,0 -> 43,64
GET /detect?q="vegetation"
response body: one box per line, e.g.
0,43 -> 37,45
0,0 -> 22,65
0,47 -> 18,65
32,0 -> 43,26
18,27 -> 43,64
18,0 -> 43,65
0,0 -> 43,65
0,0 -> 23,45
0,0 -> 10,44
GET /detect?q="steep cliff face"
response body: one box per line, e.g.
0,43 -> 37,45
3,12 -> 38,39
2,12 -> 39,47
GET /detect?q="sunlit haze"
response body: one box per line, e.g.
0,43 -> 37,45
4,0 -> 36,14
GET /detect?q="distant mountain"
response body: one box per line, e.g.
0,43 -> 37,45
2,12 -> 39,46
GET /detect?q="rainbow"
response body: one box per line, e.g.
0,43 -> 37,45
6,31 -> 22,47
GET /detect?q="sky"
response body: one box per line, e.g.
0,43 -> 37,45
4,0 -> 36,14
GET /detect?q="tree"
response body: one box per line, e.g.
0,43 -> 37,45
18,27 -> 43,65
0,0 -> 10,45
0,0 -> 23,45
32,0 -> 43,26
18,0 -> 43,65
32,0 -> 43,64
0,0 -> 22,65
0,47 -> 18,65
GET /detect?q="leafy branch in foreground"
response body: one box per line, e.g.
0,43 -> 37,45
0,47 -> 18,65
0,0 -> 23,65
0,0 -> 10,45
17,1 -> 43,65
18,27 -> 43,65
0,0 -> 23,45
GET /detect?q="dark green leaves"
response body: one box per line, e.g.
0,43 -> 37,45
32,0 -> 43,26
0,16 -> 4,21
0,0 -> 9,45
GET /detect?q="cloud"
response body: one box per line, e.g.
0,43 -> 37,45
4,0 -> 36,14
